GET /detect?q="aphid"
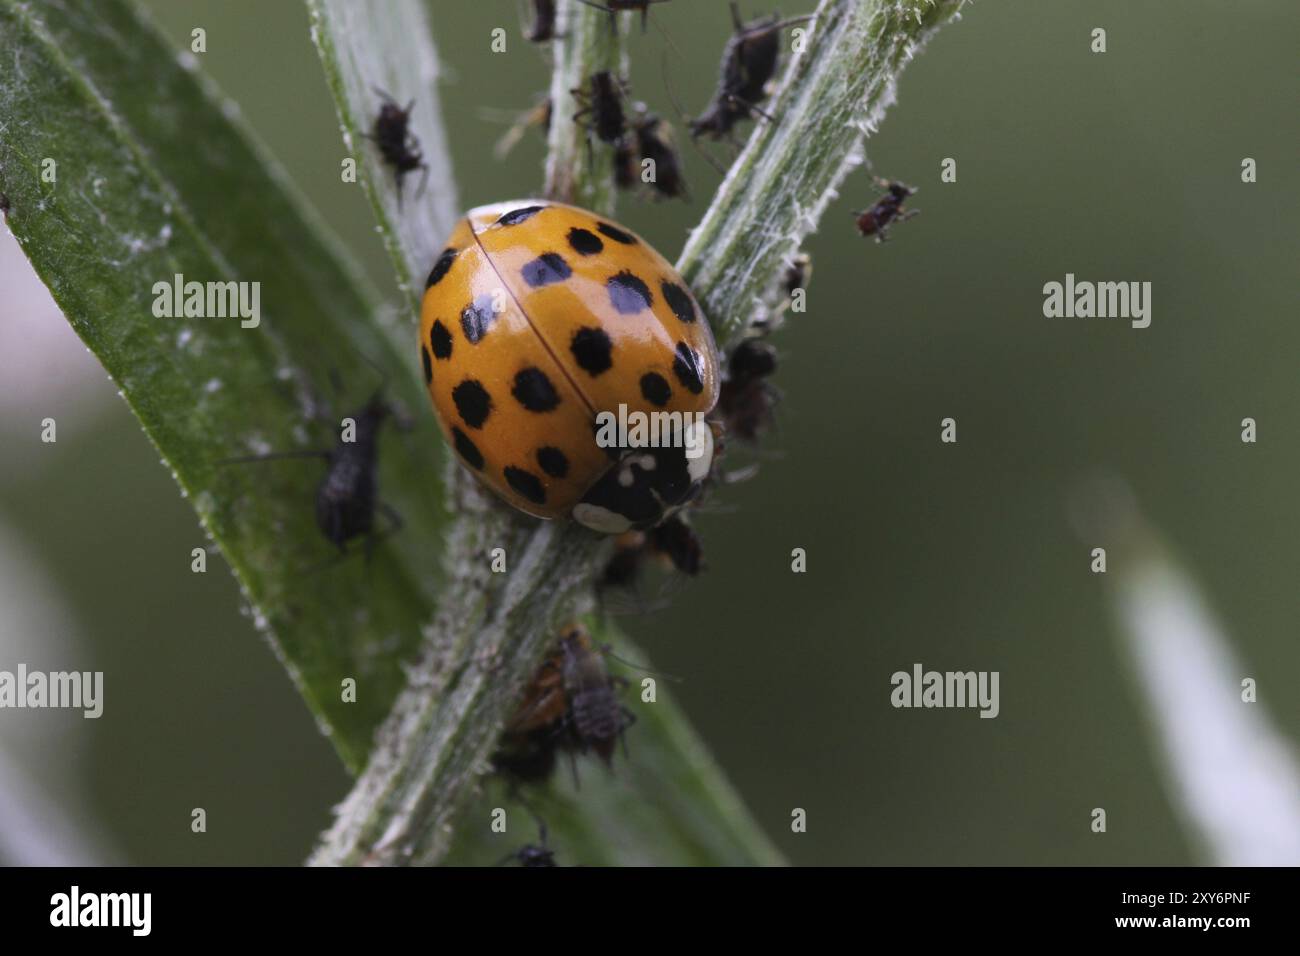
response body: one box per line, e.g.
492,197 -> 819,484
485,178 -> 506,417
0,192 -> 10,217
717,338 -> 780,443
576,0 -> 671,34
855,179 -> 919,243
368,90 -> 429,207
612,137 -> 639,190
559,625 -> 633,766
491,728 -> 560,783
220,391 -> 403,558
525,0 -> 560,42
494,625 -> 634,782
751,252 -> 811,334
509,840 -> 558,868
621,104 -> 686,200
600,530 -> 649,591
597,514 -> 701,608
500,821 -> 559,867
648,514 -> 703,575
572,71 -> 629,147
690,3 -> 813,143
783,252 -> 811,301
493,97 -> 553,161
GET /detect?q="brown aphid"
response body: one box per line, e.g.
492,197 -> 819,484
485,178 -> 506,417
855,180 -> 919,243
600,530 -> 649,591
649,514 -> 703,575
505,643 -> 568,735
558,625 -> 633,766
598,515 -> 703,599
690,3 -> 813,143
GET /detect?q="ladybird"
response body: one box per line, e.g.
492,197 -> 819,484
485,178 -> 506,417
420,200 -> 720,534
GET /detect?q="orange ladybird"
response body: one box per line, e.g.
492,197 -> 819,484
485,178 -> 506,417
419,200 -> 719,533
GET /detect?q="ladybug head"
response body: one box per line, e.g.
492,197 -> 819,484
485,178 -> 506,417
572,416 -> 713,534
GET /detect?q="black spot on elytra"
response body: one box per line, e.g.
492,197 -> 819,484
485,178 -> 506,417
672,342 -> 705,394
567,228 -> 604,256
596,221 -> 636,245
521,252 -> 572,288
461,294 -> 499,344
420,345 -> 432,383
505,466 -> 547,505
452,427 -> 484,469
429,320 -> 453,359
607,271 -> 652,314
452,379 -> 493,428
426,247 -> 456,288
570,327 -> 613,376
497,205 -> 546,226
640,372 -> 671,407
512,367 -> 560,412
537,446 -> 569,478
661,280 -> 696,324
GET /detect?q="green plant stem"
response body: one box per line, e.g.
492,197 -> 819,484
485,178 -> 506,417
310,0 -> 966,866
679,0 -> 966,350
543,1 -> 627,208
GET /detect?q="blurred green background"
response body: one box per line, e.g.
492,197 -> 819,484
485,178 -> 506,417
0,0 -> 1296,865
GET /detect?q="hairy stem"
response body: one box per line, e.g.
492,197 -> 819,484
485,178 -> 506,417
679,0 -> 965,349
310,0 -> 965,867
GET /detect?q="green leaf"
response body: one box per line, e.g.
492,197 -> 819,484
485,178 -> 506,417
0,0 -> 447,772
307,0 -> 791,867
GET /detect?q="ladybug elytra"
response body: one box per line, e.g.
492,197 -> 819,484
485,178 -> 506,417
420,201 -> 719,533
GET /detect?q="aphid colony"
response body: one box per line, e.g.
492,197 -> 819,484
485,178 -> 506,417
231,0 -> 925,865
